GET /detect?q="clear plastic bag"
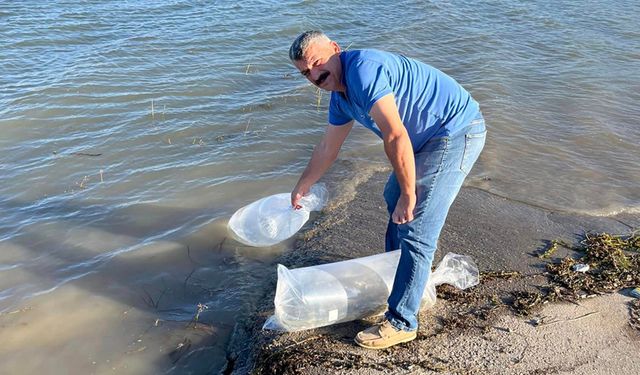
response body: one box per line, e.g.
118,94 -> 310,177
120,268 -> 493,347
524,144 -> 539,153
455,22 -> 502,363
263,251 -> 479,331
228,184 -> 328,247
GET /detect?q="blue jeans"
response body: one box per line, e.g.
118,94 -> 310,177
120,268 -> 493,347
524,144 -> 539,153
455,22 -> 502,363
383,115 -> 486,331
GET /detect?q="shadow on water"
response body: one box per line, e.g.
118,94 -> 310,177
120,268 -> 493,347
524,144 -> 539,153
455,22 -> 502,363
0,195 -> 282,374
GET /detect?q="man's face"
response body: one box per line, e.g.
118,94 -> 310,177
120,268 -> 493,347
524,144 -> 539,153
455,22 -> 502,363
293,40 -> 343,92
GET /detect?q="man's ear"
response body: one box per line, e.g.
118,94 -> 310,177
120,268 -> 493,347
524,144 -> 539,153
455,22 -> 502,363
330,40 -> 341,53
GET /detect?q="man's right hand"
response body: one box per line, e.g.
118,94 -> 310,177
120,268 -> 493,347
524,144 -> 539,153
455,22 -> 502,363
291,183 -> 310,210
289,122 -> 354,210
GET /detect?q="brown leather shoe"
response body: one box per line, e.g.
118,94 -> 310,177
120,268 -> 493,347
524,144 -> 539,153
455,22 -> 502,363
354,319 -> 417,349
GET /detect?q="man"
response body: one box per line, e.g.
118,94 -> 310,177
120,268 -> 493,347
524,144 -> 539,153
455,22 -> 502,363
288,31 -> 486,349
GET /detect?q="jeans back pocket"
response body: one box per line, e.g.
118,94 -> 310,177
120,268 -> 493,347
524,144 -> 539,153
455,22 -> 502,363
460,130 -> 486,175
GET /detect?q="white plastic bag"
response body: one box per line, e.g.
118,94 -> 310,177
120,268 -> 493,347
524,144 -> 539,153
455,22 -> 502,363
228,184 -> 328,247
263,251 -> 479,331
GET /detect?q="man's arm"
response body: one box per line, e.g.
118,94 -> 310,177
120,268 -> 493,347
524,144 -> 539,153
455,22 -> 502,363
369,93 -> 416,224
291,121 -> 354,208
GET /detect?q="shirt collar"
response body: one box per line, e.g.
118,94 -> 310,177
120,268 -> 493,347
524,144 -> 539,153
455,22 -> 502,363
339,51 -> 348,100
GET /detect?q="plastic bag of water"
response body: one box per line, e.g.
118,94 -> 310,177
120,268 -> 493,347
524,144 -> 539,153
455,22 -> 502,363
228,183 -> 328,247
263,251 -> 479,331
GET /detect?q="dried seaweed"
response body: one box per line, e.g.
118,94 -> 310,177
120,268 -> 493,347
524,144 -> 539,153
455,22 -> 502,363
506,232 -> 640,317
253,336 -> 467,375
538,239 -> 575,259
626,231 -> 640,252
630,299 -> 640,332
547,232 -> 640,297
480,270 -> 522,280
510,291 -> 544,316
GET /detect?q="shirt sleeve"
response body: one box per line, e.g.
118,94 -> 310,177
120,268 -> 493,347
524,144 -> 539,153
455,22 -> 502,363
328,92 -> 353,126
350,60 -> 393,114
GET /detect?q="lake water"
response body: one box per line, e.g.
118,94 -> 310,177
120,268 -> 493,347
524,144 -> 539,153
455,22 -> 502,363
1,0 -> 638,373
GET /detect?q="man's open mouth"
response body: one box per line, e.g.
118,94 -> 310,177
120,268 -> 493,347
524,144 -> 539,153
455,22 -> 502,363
316,71 -> 330,86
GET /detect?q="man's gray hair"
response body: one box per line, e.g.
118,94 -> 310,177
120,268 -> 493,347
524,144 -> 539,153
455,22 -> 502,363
289,30 -> 330,61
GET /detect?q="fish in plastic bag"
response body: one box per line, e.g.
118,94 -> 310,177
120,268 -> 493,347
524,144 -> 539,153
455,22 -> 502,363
263,251 -> 479,331
228,183 -> 328,247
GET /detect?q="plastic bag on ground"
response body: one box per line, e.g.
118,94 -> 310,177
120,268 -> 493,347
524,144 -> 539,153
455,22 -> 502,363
228,183 -> 328,247
263,251 -> 478,332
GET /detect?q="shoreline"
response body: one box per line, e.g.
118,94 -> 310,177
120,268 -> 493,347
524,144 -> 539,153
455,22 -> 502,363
226,165 -> 640,374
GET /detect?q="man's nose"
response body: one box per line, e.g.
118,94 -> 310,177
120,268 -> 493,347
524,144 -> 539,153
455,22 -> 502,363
309,66 -> 322,81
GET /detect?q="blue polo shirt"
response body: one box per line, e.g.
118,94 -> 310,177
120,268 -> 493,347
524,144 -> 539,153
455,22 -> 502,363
329,49 -> 480,151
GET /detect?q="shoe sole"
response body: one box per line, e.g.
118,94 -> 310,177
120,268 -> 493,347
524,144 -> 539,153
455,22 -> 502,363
354,334 -> 417,350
